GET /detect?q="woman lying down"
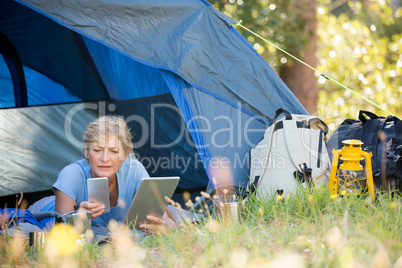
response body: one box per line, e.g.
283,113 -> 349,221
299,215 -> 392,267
29,115 -> 201,236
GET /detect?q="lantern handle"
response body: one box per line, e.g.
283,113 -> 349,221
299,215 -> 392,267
361,151 -> 375,202
328,149 -> 341,195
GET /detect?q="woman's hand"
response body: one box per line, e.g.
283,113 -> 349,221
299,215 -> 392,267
139,211 -> 177,235
79,201 -> 105,220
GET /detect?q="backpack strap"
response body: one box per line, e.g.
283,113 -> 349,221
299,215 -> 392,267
344,111 -> 386,176
387,137 -> 402,177
317,130 -> 323,168
361,117 -> 387,175
273,108 -> 292,121
345,121 -> 363,140
395,117 -> 402,139
254,111 -> 299,190
346,111 -> 380,140
293,163 -> 314,186
281,119 -> 310,174
387,118 -> 402,191
308,118 -> 329,135
282,116 -> 328,171
255,123 -> 276,189
307,118 -> 328,168
358,110 -> 379,122
253,109 -> 293,189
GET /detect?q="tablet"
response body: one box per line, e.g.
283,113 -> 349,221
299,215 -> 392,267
124,176 -> 180,230
87,177 -> 110,213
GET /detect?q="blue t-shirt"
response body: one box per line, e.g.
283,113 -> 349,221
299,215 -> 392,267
52,157 -> 149,227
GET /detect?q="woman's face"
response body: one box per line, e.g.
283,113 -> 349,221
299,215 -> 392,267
85,135 -> 127,180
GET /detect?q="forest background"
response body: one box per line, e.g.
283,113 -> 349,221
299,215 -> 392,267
210,0 -> 401,133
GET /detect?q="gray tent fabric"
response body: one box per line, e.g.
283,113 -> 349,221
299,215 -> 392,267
0,103 -> 99,196
17,0 -> 305,117
0,0 -> 307,202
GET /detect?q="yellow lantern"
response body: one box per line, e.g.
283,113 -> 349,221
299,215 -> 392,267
328,139 -> 375,201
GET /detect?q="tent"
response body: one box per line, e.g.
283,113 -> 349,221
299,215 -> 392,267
0,0 -> 307,206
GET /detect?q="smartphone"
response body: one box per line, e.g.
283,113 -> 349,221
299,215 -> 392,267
87,177 -> 110,213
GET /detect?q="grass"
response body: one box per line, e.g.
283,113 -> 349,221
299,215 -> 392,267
1,187 -> 401,267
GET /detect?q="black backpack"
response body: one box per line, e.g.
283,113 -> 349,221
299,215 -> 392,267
327,110 -> 402,191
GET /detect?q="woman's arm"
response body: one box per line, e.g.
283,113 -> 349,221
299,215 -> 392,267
138,211 -> 177,235
55,189 -> 77,215
55,189 -> 105,219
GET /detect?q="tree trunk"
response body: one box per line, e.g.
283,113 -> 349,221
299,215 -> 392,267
279,0 -> 318,115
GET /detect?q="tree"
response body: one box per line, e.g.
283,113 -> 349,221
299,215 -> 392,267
317,0 -> 401,130
210,0 -> 401,127
210,0 -> 319,113
278,0 -> 318,114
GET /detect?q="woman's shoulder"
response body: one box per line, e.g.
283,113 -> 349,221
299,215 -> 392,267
58,159 -> 89,178
120,156 -> 145,169
119,156 -> 148,176
117,156 -> 149,193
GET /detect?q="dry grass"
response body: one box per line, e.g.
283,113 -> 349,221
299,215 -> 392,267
1,188 -> 401,267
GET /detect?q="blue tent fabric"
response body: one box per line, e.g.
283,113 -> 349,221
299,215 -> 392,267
182,87 -> 268,187
0,32 -> 27,107
0,54 -> 15,108
0,57 -> 82,108
0,0 -> 108,104
15,0 -> 306,116
163,72 -> 213,180
0,0 -> 307,199
114,94 -> 209,191
0,208 -> 56,230
83,36 -> 171,101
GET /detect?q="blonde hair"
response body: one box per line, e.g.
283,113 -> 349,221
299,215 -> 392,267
83,115 -> 133,156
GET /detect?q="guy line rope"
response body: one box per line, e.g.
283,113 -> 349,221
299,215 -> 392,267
235,20 -> 399,119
